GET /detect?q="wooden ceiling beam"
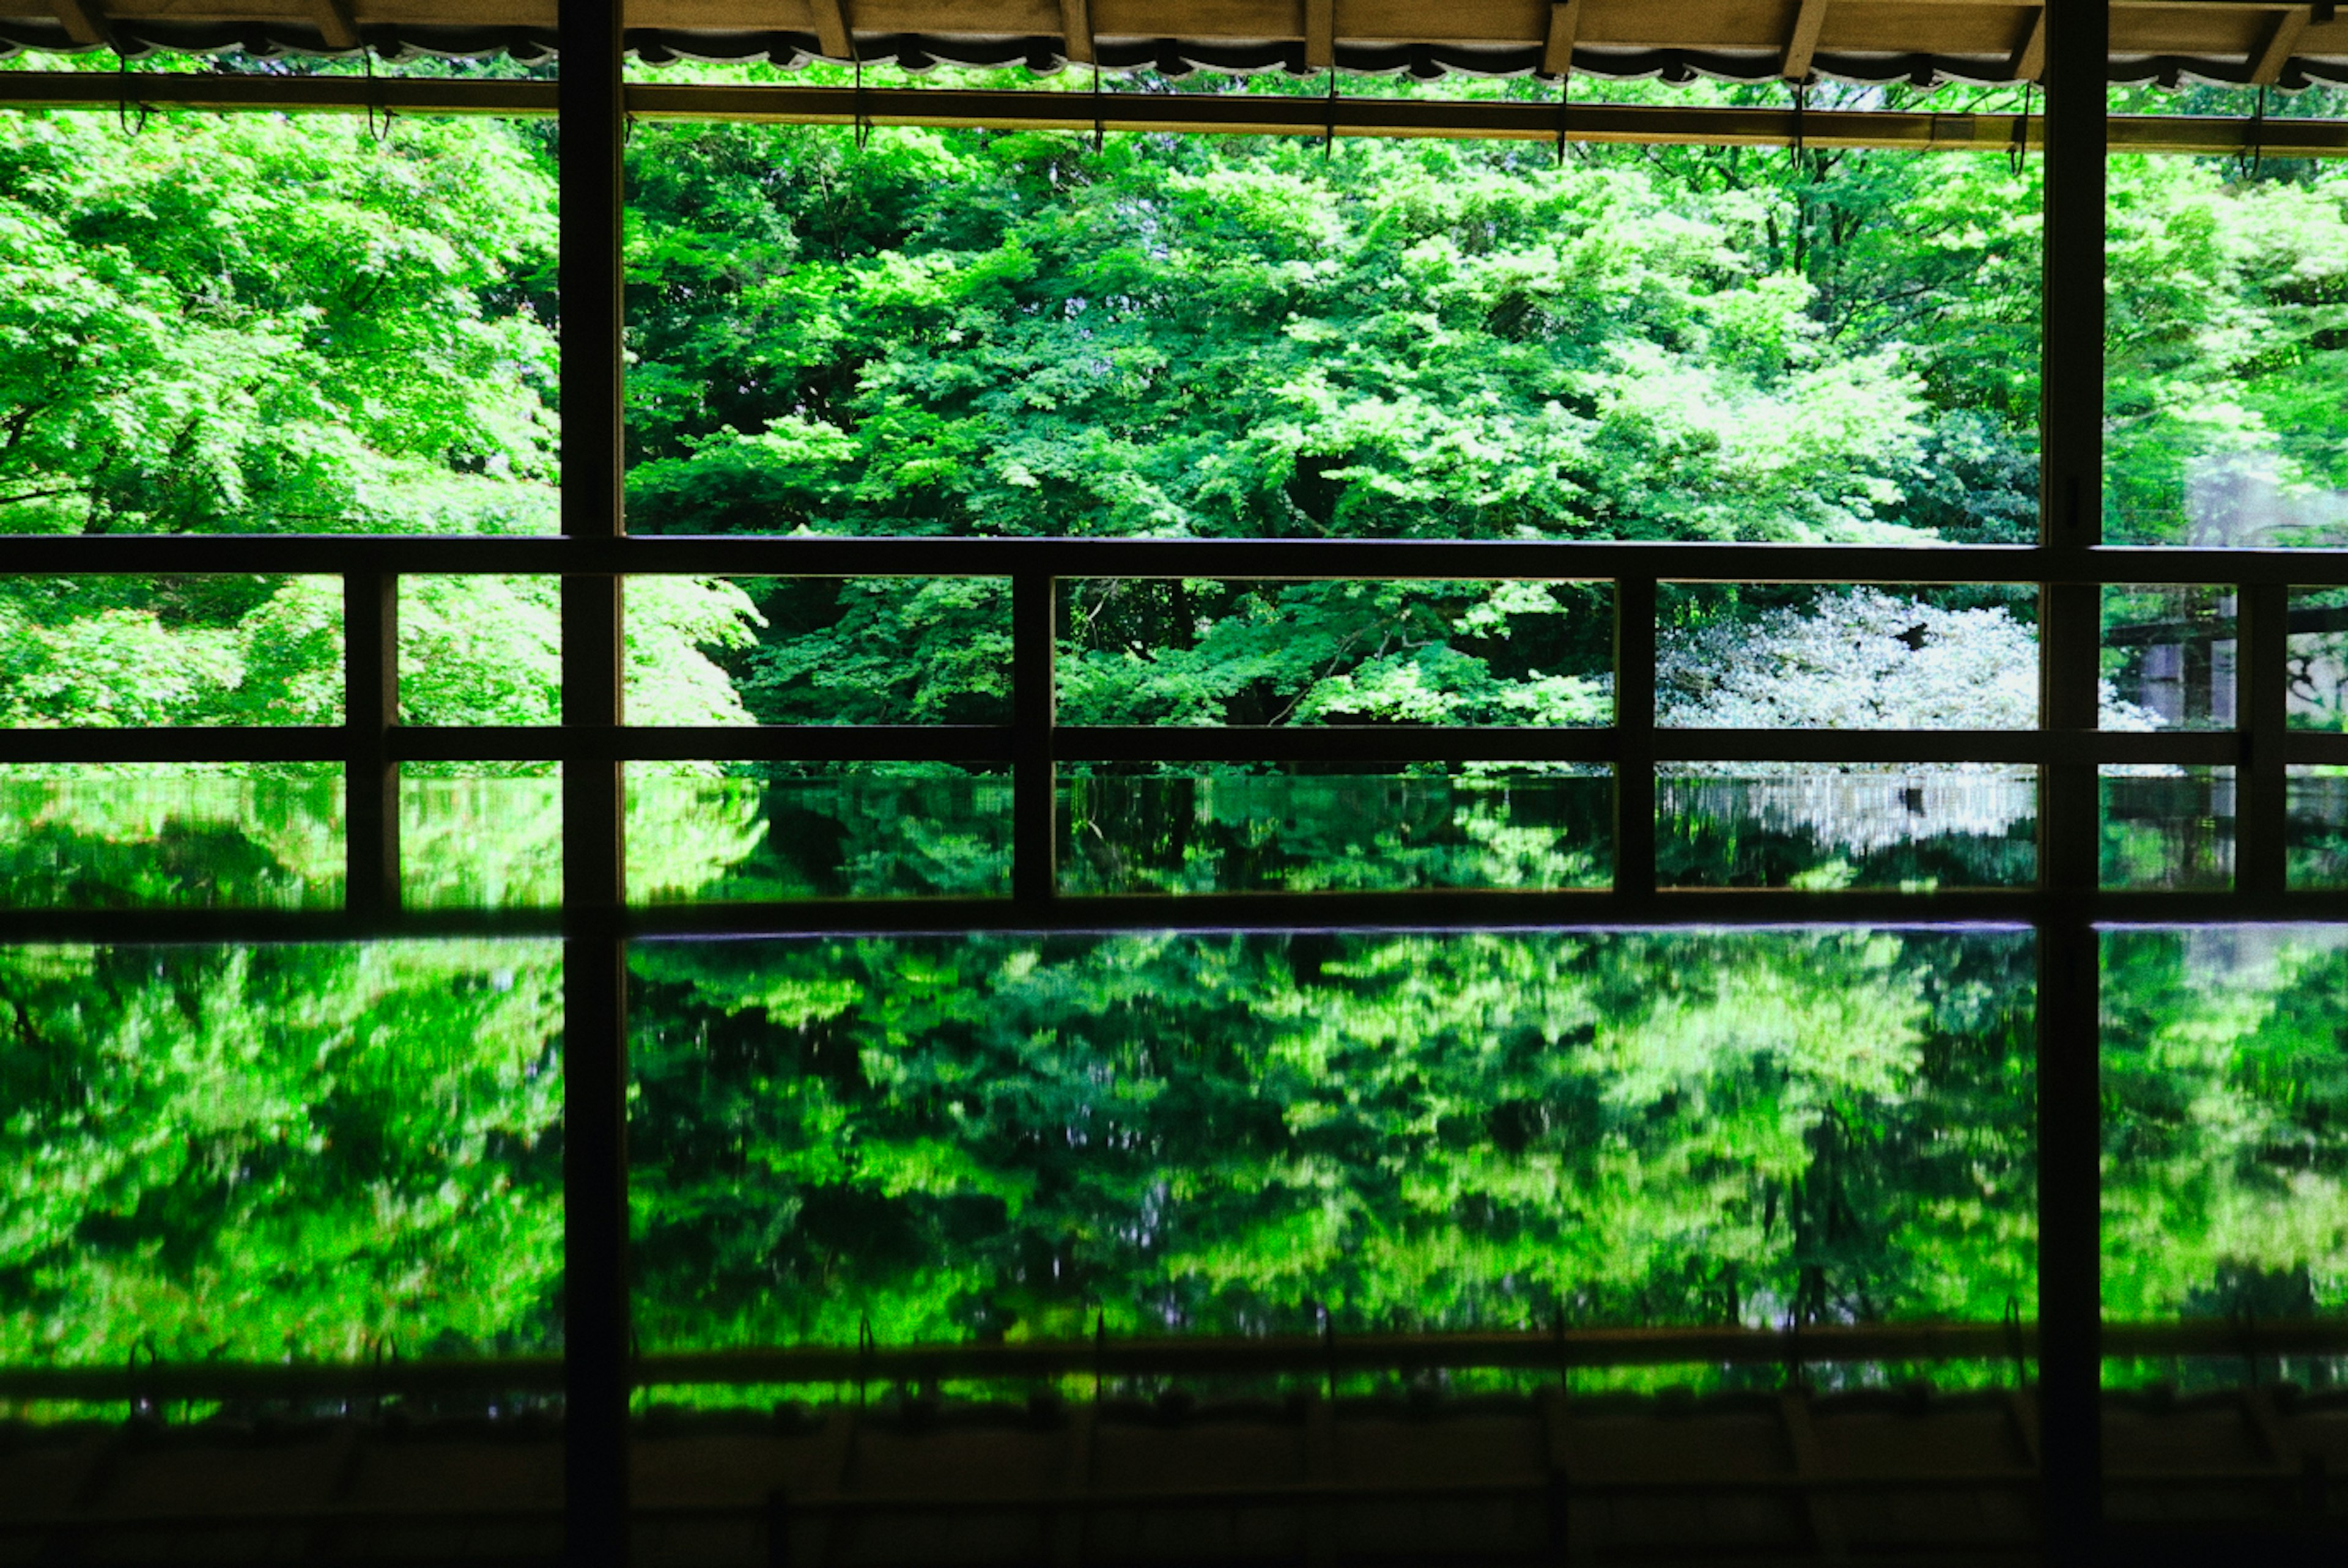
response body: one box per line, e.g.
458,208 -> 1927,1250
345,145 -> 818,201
1543,0 -> 1580,78
46,0 -> 105,47
807,0 -> 851,60
1304,0 -> 1333,70
306,0 -> 359,51
2250,4 -> 2309,83
2010,6 -> 2046,83
1060,0 -> 1092,65
1782,0 -> 1828,81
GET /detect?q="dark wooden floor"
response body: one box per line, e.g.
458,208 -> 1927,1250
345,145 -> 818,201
3,1383 -> 2345,1564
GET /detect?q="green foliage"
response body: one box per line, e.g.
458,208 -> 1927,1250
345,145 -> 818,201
0,110 -> 558,537
2105,156 -> 2348,545
0,943 -> 564,1366
626,930 -> 2036,1350
2103,929 -> 2348,1322
6,96 -> 2347,1384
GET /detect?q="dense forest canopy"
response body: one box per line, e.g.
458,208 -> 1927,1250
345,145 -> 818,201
1,77 -> 2346,1388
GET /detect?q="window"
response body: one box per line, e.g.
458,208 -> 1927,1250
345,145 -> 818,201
4,7 -> 2347,1561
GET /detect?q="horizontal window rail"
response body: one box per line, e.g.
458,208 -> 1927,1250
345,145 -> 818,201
5,892 -> 2347,947
4,1318 -> 2342,1404
0,724 -> 2289,767
4,72 -> 2348,161
1,542 -> 2336,934
13,534 -> 2348,584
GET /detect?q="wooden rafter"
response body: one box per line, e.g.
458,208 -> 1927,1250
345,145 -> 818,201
305,0 -> 358,51
1060,0 -> 1093,66
1782,0 -> 1828,81
1543,0 -> 1581,78
1304,0 -> 1333,71
2010,6 -> 2046,83
2251,4 -> 2310,84
46,0 -> 105,46
806,0 -> 851,61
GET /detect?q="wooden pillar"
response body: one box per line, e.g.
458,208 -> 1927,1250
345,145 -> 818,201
2036,1 -> 2108,1559
559,0 -> 633,1563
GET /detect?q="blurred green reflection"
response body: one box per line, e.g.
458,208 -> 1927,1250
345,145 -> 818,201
1061,767 -> 1610,894
626,765 -> 1011,902
0,943 -> 564,1372
628,929 -> 2036,1354
2103,927 -> 2348,1356
1659,770 -> 2036,890
0,766 -> 342,910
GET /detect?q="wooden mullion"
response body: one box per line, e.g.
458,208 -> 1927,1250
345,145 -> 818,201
1612,577 -> 1657,912
2238,581 -> 2292,896
342,571 -> 400,920
1013,572 -> 1059,907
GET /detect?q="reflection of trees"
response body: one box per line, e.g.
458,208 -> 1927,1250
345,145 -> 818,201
1063,770 -> 1608,894
628,931 -> 2036,1351
0,943 -> 565,1368
12,924 -> 2341,1367
1658,771 -> 2036,889
0,768 -> 344,909
2104,927 -> 2348,1325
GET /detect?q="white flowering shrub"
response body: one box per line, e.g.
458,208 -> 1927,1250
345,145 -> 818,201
1659,587 -> 2165,744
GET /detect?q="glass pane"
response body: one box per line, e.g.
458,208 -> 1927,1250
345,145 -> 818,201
0,943 -> 564,1375
2287,587 -> 2348,732
2104,927 -> 2348,1385
401,767 -> 563,910
2102,585 -> 2235,732
1658,768 -> 2036,890
1658,586 -> 2040,731
0,765 -> 342,910
2102,767 -> 2235,891
2289,767 -> 2348,890
1,576 -> 343,727
629,929 -> 2036,1354
0,112 -> 558,540
622,127 -> 2037,547
1061,580 -> 1612,728
626,764 -> 1010,902
2105,149 -> 2348,547
1061,766 -> 1610,894
621,578 -> 1011,727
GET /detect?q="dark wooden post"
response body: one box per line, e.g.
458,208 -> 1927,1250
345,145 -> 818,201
2037,2 -> 2108,1559
343,570 -> 399,922
559,1 -> 633,1563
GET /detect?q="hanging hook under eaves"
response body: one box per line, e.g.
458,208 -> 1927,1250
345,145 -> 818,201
2238,84 -> 2269,180
363,48 -> 393,145
2010,81 -> 2034,181
114,50 -> 149,138
1554,69 -> 1573,168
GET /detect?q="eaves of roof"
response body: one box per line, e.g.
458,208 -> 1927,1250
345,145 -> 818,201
2,2 -> 2347,88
